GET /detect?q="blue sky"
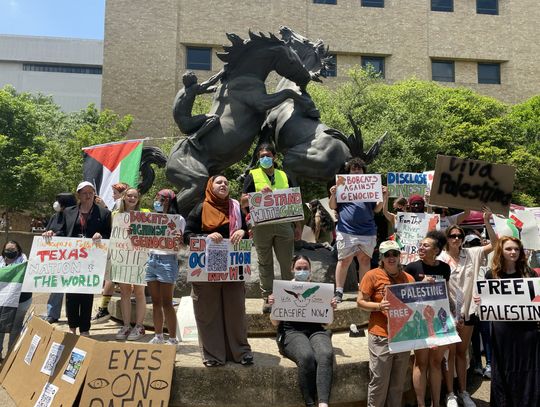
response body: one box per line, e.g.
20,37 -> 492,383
0,0 -> 105,39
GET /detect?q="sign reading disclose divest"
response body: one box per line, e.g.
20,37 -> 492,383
430,155 -> 515,216
22,237 -> 109,293
387,172 -> 428,198
335,174 -> 382,203
248,187 -> 304,225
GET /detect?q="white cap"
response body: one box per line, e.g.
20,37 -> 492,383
76,181 -> 96,192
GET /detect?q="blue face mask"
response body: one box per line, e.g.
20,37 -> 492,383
294,269 -> 310,282
153,201 -> 164,213
259,156 -> 273,169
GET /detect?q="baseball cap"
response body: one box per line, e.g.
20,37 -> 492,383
408,194 -> 425,205
76,181 -> 96,192
464,234 -> 481,244
379,240 -> 401,254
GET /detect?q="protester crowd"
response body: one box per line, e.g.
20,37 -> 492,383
1,151 -> 539,407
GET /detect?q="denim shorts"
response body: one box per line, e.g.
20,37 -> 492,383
145,253 -> 179,284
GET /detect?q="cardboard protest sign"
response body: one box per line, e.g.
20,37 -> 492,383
492,210 -> 540,250
395,213 -> 440,264
109,212 -> 148,285
424,170 -> 435,194
430,155 -> 515,216
22,237 -> 109,293
271,280 -> 334,324
387,281 -> 460,353
79,341 -> 176,407
186,237 -> 252,282
387,172 -> 428,198
128,210 -> 185,253
335,174 -> 382,203
247,187 -> 304,225
176,296 -> 198,342
476,278 -> 540,321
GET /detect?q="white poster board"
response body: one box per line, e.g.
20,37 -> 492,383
335,174 -> 382,203
247,187 -> 304,225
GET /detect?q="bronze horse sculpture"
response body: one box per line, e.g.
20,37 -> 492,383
167,31 -> 319,216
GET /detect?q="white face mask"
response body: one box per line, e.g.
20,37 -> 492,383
53,201 -> 62,212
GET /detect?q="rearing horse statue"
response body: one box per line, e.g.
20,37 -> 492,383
167,31 -> 318,216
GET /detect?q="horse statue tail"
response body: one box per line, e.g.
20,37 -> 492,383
138,146 -> 168,194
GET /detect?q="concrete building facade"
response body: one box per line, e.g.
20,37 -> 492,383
102,0 -> 540,139
0,35 -> 103,111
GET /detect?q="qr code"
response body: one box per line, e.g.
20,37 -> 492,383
207,250 -> 228,272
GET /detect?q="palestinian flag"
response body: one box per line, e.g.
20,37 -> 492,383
82,140 -> 143,209
0,262 -> 27,333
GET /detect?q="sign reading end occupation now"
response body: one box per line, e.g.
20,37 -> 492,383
22,237 -> 109,293
335,174 -> 382,203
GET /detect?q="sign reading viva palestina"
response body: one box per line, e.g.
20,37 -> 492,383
271,280 -> 334,324
186,237 -> 252,282
430,155 -> 516,216
128,211 -> 185,253
335,174 -> 382,203
387,281 -> 460,353
22,237 -> 109,293
476,278 -> 540,321
248,187 -> 304,225
387,172 -> 428,198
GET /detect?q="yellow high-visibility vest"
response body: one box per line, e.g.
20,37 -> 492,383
249,167 -> 289,191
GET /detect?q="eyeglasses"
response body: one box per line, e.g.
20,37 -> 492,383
383,250 -> 400,258
448,234 -> 464,240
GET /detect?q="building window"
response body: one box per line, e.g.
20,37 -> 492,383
431,0 -> 453,12
361,0 -> 384,8
361,56 -> 385,78
22,63 -> 102,75
323,54 -> 337,77
186,47 -> 212,70
477,0 -> 498,15
478,63 -> 500,84
313,0 -> 337,4
432,60 -> 454,82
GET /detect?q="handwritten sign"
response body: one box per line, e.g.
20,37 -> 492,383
22,237 -> 109,293
387,281 -> 460,353
186,237 -> 252,282
430,155 -> 515,216
395,213 -> 440,264
128,211 -> 185,253
387,172 -> 428,198
271,280 -> 334,324
247,187 -> 304,225
335,174 -> 382,203
492,210 -> 540,250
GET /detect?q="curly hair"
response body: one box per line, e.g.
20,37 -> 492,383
491,236 -> 532,279
308,200 -> 334,234
344,157 -> 367,174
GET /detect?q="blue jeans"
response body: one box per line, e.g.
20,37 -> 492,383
47,293 -> 64,320
145,254 -> 179,284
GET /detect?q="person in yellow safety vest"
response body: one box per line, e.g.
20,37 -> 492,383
242,143 -> 302,313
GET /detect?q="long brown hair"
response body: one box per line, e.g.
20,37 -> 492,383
491,236 -> 530,279
444,225 -> 465,251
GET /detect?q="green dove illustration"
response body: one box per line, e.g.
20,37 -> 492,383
284,286 -> 320,307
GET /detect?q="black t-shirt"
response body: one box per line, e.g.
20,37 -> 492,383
405,260 -> 451,282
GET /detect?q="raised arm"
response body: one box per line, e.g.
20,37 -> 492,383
382,187 -> 396,226
329,185 -> 337,210
481,206 -> 498,255
199,70 -> 224,93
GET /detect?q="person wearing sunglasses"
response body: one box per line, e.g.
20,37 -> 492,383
438,208 -> 497,407
358,240 -> 415,407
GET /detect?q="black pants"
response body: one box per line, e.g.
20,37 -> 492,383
282,330 -> 334,406
65,293 -> 93,333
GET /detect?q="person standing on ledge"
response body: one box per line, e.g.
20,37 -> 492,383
329,158 -> 383,303
242,143 -> 302,313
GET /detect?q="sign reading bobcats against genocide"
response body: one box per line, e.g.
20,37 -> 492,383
186,237 -> 252,282
128,211 -> 185,253
248,187 -> 304,225
476,278 -> 540,321
387,172 -> 428,198
22,237 -> 109,293
335,174 -> 382,203
430,155 -> 516,216
387,281 -> 460,353
271,280 -> 334,324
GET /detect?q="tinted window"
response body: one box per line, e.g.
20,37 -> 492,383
478,63 -> 500,84
432,60 -> 455,82
361,56 -> 385,78
431,0 -> 453,12
186,47 -> 212,70
361,0 -> 384,8
313,0 -> 337,4
477,0 -> 498,15
22,64 -> 102,74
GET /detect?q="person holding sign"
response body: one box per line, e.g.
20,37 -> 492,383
242,143 -> 302,313
329,158 -> 383,302
146,189 -> 183,345
404,231 -> 451,407
438,209 -> 496,407
184,175 -> 253,366
474,237 -> 539,407
42,181 -> 112,336
358,240 -> 415,407
269,255 -> 337,407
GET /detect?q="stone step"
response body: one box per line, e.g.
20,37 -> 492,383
108,293 -> 370,336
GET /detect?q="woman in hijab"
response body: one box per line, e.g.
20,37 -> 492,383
184,175 -> 253,367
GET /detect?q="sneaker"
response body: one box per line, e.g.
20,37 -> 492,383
149,335 -> 165,345
459,391 -> 476,407
166,338 -> 179,347
240,353 -> 254,366
116,325 -> 131,340
473,365 -> 484,376
333,291 -> 343,304
127,325 -> 145,341
446,392 -> 458,407
262,298 -> 272,314
483,364 -> 491,379
80,331 -> 90,337
92,307 -> 111,323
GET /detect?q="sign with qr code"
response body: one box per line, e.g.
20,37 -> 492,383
187,237 -> 252,282
248,187 -> 304,225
